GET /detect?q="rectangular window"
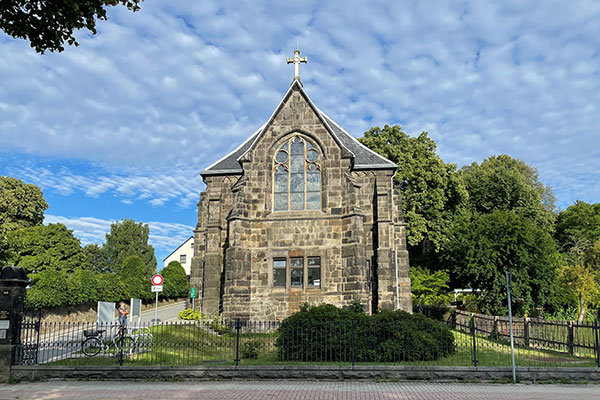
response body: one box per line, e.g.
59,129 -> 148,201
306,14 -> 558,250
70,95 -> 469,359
290,257 -> 303,287
191,241 -> 194,248
180,254 -> 186,264
307,257 -> 321,287
273,258 -> 286,287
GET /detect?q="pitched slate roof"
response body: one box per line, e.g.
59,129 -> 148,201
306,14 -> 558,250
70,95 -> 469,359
201,80 -> 396,177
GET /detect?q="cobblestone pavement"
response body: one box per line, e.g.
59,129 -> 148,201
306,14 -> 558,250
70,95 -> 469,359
1,381 -> 599,400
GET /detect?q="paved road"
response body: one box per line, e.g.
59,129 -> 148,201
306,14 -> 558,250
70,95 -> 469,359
0,381 -> 598,400
138,301 -> 186,324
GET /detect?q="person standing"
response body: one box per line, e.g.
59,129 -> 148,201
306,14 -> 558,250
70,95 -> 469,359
118,301 -> 129,328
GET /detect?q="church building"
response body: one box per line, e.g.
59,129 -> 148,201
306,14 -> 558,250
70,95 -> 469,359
190,51 -> 411,321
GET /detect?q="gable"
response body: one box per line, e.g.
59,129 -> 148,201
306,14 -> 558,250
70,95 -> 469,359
201,80 -> 396,177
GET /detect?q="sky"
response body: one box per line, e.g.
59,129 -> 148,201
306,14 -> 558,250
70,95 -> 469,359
1,0 -> 599,266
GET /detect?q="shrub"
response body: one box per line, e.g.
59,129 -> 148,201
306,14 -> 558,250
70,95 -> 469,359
241,340 -> 261,359
178,308 -> 200,320
276,303 -> 455,362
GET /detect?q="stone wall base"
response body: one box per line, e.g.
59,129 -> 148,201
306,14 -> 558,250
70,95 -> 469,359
11,365 -> 600,383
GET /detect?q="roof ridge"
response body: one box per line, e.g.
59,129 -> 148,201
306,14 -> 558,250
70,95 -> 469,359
316,109 -> 397,168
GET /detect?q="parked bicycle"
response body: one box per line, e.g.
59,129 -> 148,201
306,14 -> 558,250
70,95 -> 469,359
81,327 -> 135,357
129,326 -> 154,352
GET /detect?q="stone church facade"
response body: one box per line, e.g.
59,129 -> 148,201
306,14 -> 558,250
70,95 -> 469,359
190,74 -> 411,321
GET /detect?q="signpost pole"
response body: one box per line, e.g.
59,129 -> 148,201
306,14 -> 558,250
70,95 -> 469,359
154,291 -> 158,324
506,270 -> 517,384
150,274 -> 164,324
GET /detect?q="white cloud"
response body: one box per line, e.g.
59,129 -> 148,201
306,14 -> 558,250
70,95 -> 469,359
44,215 -> 194,260
0,0 -> 599,209
11,165 -> 202,209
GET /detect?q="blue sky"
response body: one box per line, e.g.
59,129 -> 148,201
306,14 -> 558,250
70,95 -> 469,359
1,0 -> 599,266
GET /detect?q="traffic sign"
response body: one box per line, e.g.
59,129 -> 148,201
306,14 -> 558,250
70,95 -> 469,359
152,274 -> 163,286
151,285 -> 163,292
190,287 -> 197,298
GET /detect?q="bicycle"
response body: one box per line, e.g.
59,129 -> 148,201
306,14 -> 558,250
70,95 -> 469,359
81,327 -> 135,357
129,326 -> 154,352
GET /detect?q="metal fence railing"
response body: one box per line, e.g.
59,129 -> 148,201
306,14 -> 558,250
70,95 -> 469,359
14,311 -> 600,368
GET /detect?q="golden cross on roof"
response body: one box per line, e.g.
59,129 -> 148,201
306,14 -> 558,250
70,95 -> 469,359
286,50 -> 307,82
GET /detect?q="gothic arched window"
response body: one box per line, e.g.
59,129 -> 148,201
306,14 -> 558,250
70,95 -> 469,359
273,136 -> 321,211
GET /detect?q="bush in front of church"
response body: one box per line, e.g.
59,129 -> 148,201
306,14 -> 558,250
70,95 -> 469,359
275,303 -> 455,362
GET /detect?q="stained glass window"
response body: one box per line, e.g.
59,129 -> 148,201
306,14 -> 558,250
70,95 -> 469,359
272,135 -> 321,211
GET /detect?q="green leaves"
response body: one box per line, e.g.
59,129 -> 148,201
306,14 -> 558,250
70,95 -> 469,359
0,176 -> 48,235
410,266 -> 453,306
0,1 -> 142,53
104,218 -> 157,278
359,126 -> 468,255
459,155 -> 556,231
443,210 -> 558,315
6,223 -> 85,273
161,261 -> 189,299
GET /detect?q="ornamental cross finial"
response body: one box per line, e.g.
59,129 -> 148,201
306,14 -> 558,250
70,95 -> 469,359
286,50 -> 307,82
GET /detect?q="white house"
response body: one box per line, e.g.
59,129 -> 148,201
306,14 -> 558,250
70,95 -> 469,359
163,236 -> 194,276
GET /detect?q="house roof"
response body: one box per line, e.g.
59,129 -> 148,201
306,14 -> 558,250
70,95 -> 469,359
162,236 -> 194,262
201,79 -> 396,177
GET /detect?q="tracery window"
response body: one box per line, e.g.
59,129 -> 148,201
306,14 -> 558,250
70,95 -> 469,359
273,136 -> 321,211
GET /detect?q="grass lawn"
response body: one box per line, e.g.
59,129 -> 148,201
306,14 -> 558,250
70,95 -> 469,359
47,324 -> 598,368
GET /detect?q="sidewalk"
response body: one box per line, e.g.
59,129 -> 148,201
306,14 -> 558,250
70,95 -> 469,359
1,381 -> 599,400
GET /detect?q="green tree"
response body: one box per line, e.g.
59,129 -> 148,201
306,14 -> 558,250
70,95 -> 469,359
443,210 -> 559,315
161,261 -> 189,299
6,223 -> 85,273
0,176 -> 48,234
555,201 -> 600,252
0,0 -> 142,53
82,243 -> 108,272
103,218 -> 157,278
459,155 -> 555,231
410,266 -> 453,306
359,125 -> 468,268
119,255 -> 146,300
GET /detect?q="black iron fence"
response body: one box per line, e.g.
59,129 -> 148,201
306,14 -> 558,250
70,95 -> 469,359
14,311 -> 600,368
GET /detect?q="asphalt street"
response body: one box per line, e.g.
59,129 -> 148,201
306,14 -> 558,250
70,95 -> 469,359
1,381 -> 599,400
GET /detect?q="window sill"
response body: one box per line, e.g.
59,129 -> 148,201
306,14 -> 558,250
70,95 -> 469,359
268,210 -> 325,218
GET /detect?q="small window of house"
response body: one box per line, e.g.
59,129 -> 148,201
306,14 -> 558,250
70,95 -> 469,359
307,257 -> 321,287
180,254 -> 186,264
273,258 -> 287,287
290,257 -> 303,287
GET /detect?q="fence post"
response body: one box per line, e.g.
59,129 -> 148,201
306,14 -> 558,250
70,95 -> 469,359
567,321 -> 574,356
524,317 -> 530,347
118,324 -> 124,366
594,319 -> 600,368
0,267 -> 29,383
469,316 -> 478,367
234,319 -> 241,367
492,316 -> 498,337
351,319 -> 356,367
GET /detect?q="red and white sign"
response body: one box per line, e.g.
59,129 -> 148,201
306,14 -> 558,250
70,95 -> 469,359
151,274 -> 163,286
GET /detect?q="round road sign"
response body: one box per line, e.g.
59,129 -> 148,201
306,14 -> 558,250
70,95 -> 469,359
152,274 -> 163,286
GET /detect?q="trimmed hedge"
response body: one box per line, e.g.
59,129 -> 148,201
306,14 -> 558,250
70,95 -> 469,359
276,303 -> 455,362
